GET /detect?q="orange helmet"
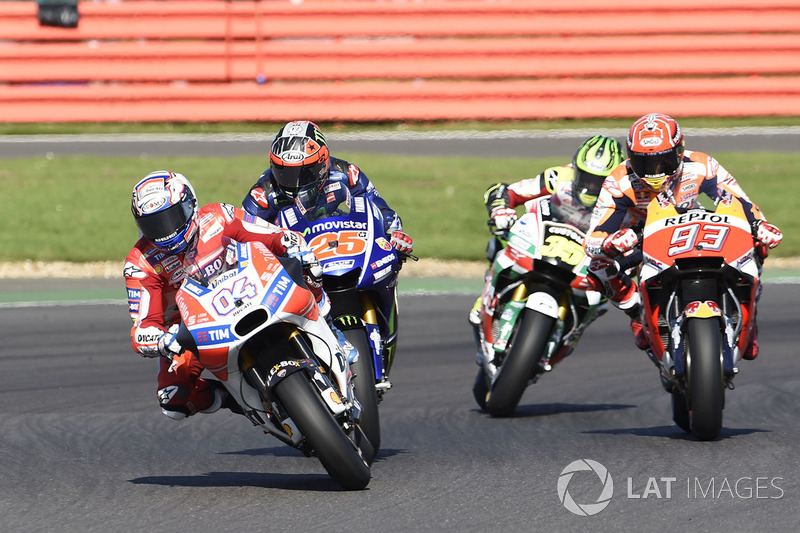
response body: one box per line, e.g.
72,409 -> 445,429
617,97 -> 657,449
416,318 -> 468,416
626,113 -> 685,192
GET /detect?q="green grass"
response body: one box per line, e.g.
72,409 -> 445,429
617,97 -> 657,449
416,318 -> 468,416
1,150 -> 796,262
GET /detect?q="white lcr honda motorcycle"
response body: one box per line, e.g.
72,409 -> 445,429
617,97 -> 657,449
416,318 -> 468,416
172,241 -> 372,490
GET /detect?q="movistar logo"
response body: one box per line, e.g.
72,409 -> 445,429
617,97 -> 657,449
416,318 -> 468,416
310,220 -> 367,234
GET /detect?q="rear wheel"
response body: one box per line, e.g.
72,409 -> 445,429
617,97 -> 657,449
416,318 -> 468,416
274,371 -> 371,490
486,308 -> 555,417
344,328 -> 381,454
686,317 -> 724,441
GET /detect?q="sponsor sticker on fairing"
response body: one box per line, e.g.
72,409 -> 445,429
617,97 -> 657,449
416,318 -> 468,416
322,259 -> 356,272
371,254 -> 394,269
373,265 -> 393,281
193,325 -> 233,345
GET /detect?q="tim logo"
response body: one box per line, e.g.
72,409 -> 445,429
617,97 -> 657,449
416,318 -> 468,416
195,326 -> 232,345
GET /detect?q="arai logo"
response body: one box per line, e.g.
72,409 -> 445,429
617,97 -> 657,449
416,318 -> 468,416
281,151 -> 305,163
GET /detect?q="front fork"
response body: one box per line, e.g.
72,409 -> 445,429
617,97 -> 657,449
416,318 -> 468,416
359,291 -> 397,398
241,325 -> 357,445
658,307 -> 738,394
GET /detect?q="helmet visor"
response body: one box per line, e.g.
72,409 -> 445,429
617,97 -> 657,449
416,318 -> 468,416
272,164 -> 323,199
628,145 -> 682,181
135,201 -> 194,244
574,168 -> 606,198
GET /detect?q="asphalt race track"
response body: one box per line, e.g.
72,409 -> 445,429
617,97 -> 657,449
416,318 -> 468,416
1,284 -> 798,532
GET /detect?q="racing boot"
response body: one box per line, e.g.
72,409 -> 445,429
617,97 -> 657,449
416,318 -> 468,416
743,321 -> 759,360
468,296 -> 482,327
626,306 -> 649,351
205,382 -> 244,416
603,270 -> 648,351
157,352 -> 217,420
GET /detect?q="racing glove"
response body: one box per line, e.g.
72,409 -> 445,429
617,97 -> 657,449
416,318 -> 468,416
391,231 -> 414,255
134,326 -> 166,358
753,220 -> 782,249
283,234 -> 323,287
157,324 -> 182,359
602,228 -> 638,257
490,206 -> 518,234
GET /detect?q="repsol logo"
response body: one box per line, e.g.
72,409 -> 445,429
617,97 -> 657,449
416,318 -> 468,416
664,213 -> 730,226
310,220 -> 366,233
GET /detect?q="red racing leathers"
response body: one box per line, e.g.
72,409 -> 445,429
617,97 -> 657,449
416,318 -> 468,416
124,203 -> 301,418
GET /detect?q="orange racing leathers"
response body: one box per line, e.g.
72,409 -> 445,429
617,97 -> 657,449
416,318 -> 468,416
124,203 -> 299,418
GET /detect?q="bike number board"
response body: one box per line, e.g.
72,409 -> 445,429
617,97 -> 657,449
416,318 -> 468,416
539,224 -> 585,267
307,230 -> 368,261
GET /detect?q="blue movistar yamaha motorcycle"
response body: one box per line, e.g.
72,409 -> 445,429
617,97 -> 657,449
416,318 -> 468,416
278,184 -> 412,452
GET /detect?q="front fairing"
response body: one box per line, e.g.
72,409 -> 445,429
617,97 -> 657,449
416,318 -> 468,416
640,192 -> 759,283
176,242 -> 321,379
479,198 -> 599,372
637,192 -> 759,375
279,189 -> 400,291
489,201 -> 590,289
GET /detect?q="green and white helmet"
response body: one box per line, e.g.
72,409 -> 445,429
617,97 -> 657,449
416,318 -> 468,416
572,135 -> 624,207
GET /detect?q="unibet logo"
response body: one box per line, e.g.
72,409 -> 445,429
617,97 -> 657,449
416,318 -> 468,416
557,459 -> 614,516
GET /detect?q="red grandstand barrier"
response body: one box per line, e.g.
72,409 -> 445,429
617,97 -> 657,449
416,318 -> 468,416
1,0 -> 799,123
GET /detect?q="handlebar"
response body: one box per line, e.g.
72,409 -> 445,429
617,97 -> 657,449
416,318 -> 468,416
398,250 -> 419,263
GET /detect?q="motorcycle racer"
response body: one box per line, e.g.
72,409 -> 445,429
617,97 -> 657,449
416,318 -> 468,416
469,134 -> 625,325
242,120 -> 414,256
584,113 -> 783,358
124,170 -> 323,420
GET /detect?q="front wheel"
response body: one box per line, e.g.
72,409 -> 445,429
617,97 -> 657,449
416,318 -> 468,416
344,328 -> 381,454
472,367 -> 489,411
686,317 -> 724,441
274,371 -> 371,490
485,308 -> 556,417
671,391 -> 691,433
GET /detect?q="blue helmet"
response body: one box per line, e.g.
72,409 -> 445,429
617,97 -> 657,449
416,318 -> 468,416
131,170 -> 198,254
